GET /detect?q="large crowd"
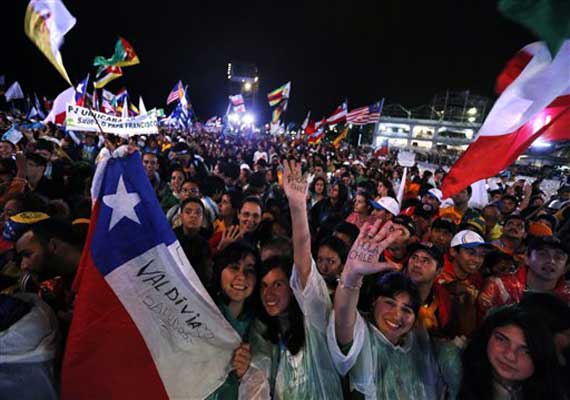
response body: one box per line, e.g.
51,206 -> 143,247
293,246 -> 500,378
0,106 -> 569,399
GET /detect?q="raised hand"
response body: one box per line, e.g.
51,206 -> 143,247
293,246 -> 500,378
217,225 -> 242,252
232,343 -> 252,379
282,159 -> 309,208
343,220 -> 402,280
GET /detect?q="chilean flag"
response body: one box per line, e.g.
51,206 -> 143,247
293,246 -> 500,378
442,41 -> 570,197
62,152 -> 241,399
75,74 -> 90,107
326,101 -> 348,125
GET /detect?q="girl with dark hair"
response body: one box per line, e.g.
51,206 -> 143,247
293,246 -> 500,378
459,305 -> 565,400
346,191 -> 376,229
309,182 -> 350,230
376,176 -> 397,199
316,235 -> 349,295
308,176 -> 327,208
249,160 -> 343,398
206,241 -> 260,400
328,220 -> 461,399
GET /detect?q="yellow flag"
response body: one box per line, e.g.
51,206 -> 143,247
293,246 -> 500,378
332,127 -> 349,149
24,0 -> 76,85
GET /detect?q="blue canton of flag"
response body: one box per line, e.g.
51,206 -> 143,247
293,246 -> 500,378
75,74 -> 90,106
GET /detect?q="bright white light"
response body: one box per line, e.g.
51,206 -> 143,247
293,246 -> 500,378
243,82 -> 252,91
531,138 -> 552,148
242,113 -> 255,125
254,76 -> 259,82
467,107 -> 478,116
532,116 -> 544,132
467,116 -> 476,123
228,113 -> 240,123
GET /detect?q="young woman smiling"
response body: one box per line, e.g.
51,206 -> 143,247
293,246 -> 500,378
249,159 -> 343,398
327,219 -> 461,399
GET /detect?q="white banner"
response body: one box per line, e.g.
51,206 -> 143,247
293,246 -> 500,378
65,104 -> 158,137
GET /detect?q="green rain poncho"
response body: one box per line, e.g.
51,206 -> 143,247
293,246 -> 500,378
327,311 -> 462,399
249,260 -> 344,399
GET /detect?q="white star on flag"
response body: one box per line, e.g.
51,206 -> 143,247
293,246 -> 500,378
102,175 -> 141,230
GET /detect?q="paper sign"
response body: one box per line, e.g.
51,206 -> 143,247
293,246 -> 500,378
397,150 -> 416,167
2,127 -> 23,144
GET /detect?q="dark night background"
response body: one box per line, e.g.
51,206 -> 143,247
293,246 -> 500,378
2,1 -> 535,122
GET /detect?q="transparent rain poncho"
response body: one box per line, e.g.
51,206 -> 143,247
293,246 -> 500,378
248,260 -> 344,399
327,310 -> 462,400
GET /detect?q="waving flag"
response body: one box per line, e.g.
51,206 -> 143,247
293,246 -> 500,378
347,99 -> 384,125
442,41 -> 570,197
94,37 -> 140,76
4,82 -> 24,102
332,126 -> 349,148
229,94 -> 246,113
267,81 -> 291,106
301,111 -> 311,130
75,74 -> 89,107
62,152 -> 241,399
307,128 -> 324,144
94,66 -> 123,89
166,81 -> 184,105
43,86 -> 74,124
24,0 -> 76,85
326,101 -> 348,125
138,97 -> 147,115
114,88 -> 129,107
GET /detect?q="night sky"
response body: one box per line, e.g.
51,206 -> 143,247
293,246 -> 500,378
3,1 -> 535,122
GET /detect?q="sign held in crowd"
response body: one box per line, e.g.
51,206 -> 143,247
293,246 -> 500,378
65,104 -> 158,137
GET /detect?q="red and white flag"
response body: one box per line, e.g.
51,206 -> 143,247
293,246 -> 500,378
326,101 -> 347,125
441,41 -> 570,197
43,86 -> 75,125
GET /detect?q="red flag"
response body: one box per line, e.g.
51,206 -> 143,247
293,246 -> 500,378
442,41 -> 570,198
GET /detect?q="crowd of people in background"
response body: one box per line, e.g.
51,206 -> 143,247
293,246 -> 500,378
0,106 -> 569,399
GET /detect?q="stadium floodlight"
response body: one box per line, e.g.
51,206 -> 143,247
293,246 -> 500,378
228,113 -> 240,124
243,81 -> 253,92
242,113 -> 255,125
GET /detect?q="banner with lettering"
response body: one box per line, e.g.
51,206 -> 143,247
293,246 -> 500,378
65,104 -> 158,137
62,152 -> 241,399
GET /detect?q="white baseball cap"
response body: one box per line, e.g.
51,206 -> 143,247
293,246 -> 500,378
370,196 -> 400,216
240,163 -> 251,171
426,188 -> 443,203
450,230 -> 487,248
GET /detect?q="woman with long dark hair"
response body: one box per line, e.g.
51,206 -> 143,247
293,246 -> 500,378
310,181 -> 349,229
249,160 -> 343,398
327,220 -> 461,399
206,241 -> 260,400
459,305 -> 565,400
308,175 -> 327,208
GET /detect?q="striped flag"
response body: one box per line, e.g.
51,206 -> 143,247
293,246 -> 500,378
94,66 -> 123,89
347,99 -> 384,125
229,94 -> 245,113
166,81 -> 184,105
267,82 -> 291,107
326,101 -> 348,125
